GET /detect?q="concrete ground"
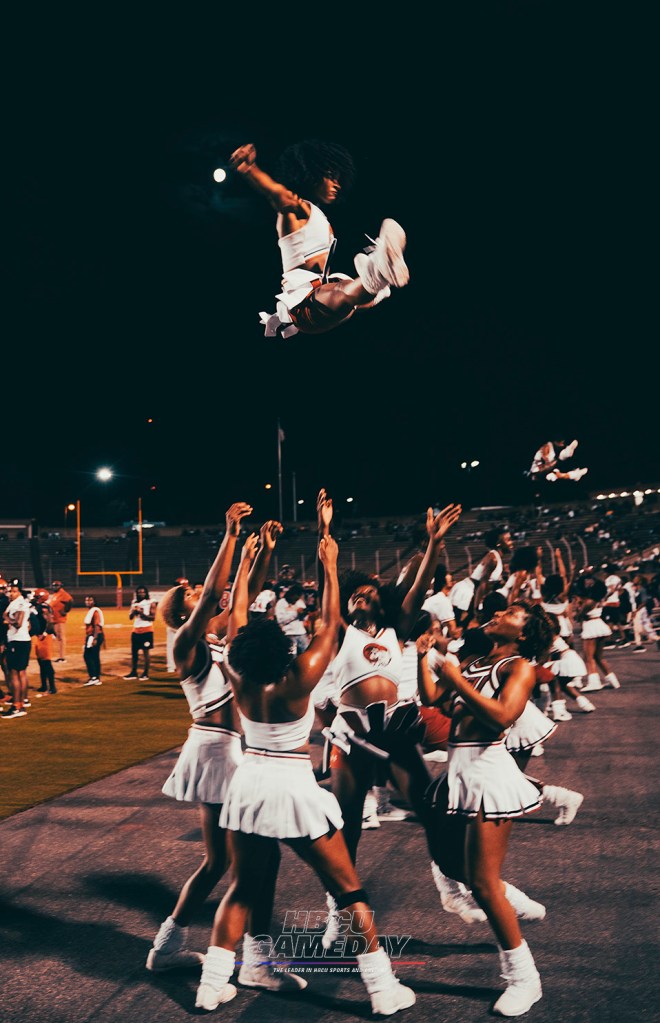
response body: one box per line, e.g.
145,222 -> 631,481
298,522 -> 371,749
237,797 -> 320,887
1,644 -> 659,1023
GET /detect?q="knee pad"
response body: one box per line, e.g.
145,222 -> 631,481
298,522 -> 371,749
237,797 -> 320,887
335,888 -> 369,910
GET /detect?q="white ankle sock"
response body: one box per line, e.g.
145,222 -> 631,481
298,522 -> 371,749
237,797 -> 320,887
357,946 -> 396,993
153,915 -> 186,951
201,946 -> 235,987
242,933 -> 268,970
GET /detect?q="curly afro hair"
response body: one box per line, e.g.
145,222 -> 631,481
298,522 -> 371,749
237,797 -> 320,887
339,571 -> 402,629
511,602 -> 556,661
158,585 -> 189,629
276,139 -> 356,199
228,617 -> 295,687
509,546 -> 540,573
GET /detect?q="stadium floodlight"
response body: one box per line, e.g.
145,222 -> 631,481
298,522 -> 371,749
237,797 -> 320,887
96,467 -> 113,482
471,460 -> 480,468
346,497 -> 354,503
297,499 -> 304,505
212,167 -> 227,183
596,494 -> 606,500
264,483 -> 272,490
460,462 -> 467,469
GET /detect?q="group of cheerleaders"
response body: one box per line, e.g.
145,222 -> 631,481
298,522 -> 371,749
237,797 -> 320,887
143,490 -> 619,1018
140,139 -> 610,1016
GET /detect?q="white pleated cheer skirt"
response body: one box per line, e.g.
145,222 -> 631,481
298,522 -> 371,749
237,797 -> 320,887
450,578 -> 475,612
506,701 -> 557,753
162,725 -> 243,805
551,648 -> 587,679
219,751 -> 344,840
447,741 -> 543,819
581,618 -> 612,639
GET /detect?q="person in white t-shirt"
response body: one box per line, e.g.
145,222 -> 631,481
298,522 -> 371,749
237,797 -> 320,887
2,579 -> 33,718
124,586 -> 158,681
275,583 -> 309,655
422,565 -> 460,640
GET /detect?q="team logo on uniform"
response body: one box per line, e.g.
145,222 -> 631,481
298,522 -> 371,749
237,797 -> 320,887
363,643 -> 391,668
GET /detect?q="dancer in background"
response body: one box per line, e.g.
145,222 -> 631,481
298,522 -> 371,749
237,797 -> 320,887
528,439 -> 588,482
229,140 -> 409,339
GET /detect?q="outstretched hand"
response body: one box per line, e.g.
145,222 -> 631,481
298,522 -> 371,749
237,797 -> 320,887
229,143 -> 256,172
426,503 -> 462,546
416,632 -> 435,656
240,533 -> 259,564
260,520 -> 283,551
317,488 -> 333,536
226,502 -> 253,537
318,534 -> 338,567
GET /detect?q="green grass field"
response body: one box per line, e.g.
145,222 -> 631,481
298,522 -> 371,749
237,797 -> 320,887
0,608 -> 190,821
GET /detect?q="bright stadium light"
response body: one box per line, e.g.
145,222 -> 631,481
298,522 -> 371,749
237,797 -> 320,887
264,483 -> 272,490
596,494 -> 606,500
297,499 -> 304,505
471,460 -> 480,468
212,167 -> 227,183
346,497 -> 354,503
460,462 -> 467,469
96,467 -> 113,482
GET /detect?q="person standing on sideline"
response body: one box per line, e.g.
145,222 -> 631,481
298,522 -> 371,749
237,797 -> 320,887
82,596 -> 104,686
47,580 -> 74,662
2,579 -> 33,718
30,588 -> 57,696
0,577 -> 10,701
124,585 -> 158,680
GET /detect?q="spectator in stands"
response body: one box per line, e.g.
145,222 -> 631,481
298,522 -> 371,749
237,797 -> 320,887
275,582 -> 310,655
229,140 -> 408,340
82,595 -> 104,686
47,580 -> 74,662
631,574 -> 660,652
124,585 -> 158,681
2,579 -> 32,718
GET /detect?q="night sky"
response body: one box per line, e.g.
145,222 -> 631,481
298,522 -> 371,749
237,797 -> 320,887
7,5 -> 654,528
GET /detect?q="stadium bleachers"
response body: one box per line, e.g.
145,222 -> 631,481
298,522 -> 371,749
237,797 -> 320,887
2,497 -> 658,594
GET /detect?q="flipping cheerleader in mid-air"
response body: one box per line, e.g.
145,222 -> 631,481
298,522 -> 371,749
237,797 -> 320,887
228,139 -> 409,339
527,438 -> 588,482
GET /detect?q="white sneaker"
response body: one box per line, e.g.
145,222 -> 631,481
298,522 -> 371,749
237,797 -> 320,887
493,977 -> 543,1017
238,963 -> 307,991
554,791 -> 584,826
504,883 -> 546,922
431,862 -> 487,924
550,700 -> 572,722
356,219 -> 409,293
530,744 -> 545,757
354,253 -> 392,304
603,674 -> 621,689
195,982 -> 237,1010
322,893 -> 340,950
146,947 -> 204,972
423,749 -> 448,763
362,789 -> 381,830
581,677 -> 604,693
575,695 -> 596,713
572,467 -> 589,481
369,979 -> 416,1016
377,798 -> 414,822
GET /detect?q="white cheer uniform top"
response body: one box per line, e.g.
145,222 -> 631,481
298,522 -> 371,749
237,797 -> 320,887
452,654 -> 520,734
278,202 -> 333,273
471,549 -> 504,583
180,637 -> 234,722
132,598 -> 155,630
239,698 -> 316,752
332,624 -> 403,700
